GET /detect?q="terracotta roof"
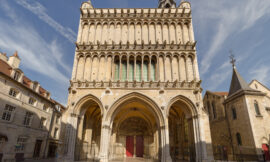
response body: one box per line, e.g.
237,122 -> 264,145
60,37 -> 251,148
212,92 -> 228,96
23,76 -> 32,88
0,59 -> 12,76
39,87 -> 46,94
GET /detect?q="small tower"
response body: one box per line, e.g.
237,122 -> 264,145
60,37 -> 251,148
158,0 -> 176,8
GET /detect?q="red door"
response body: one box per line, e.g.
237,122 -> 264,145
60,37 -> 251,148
126,136 -> 134,157
262,144 -> 270,160
136,136 -> 144,157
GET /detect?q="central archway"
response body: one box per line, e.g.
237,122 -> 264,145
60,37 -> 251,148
106,93 -> 165,161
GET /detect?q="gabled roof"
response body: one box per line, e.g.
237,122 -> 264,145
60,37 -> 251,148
228,67 -> 257,97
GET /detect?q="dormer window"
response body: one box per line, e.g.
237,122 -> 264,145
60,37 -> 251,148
28,97 -> 36,105
13,71 -> 20,81
43,104 -> 49,112
9,88 -> 19,98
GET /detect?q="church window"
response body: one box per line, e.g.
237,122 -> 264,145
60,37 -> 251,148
136,60 -> 141,81
232,107 -> 237,120
212,102 -> 217,119
121,59 -> 127,81
143,60 -> 149,81
114,59 -> 120,81
151,60 -> 156,81
236,133 -> 242,146
254,101 -> 261,116
129,60 -> 134,81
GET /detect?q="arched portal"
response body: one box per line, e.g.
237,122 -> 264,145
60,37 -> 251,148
74,97 -> 103,161
106,93 -> 164,161
168,98 -> 196,162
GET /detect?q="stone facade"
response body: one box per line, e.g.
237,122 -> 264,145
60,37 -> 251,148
0,52 -> 65,161
61,1 -> 214,162
203,67 -> 270,161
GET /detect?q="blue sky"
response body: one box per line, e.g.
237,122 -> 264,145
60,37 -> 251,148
0,0 -> 270,105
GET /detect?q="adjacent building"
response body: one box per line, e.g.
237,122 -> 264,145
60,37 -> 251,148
203,65 -> 270,161
61,0 -> 214,162
0,52 -> 65,161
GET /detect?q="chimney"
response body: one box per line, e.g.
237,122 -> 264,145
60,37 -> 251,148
0,52 -> 8,62
8,51 -> 21,68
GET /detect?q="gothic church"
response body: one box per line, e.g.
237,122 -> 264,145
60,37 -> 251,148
62,0 -> 214,161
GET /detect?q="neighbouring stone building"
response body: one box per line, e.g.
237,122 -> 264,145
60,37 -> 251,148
61,0 -> 214,162
203,64 -> 270,161
0,52 -> 65,161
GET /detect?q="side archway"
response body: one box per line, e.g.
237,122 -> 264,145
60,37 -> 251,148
166,95 -> 199,162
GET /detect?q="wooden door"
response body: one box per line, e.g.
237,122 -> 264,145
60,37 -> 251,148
262,144 -> 270,160
33,140 -> 42,157
136,136 -> 144,157
126,136 -> 134,157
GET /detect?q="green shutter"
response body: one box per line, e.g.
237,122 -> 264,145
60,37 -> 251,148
121,61 -> 127,81
136,61 -> 141,81
143,61 -> 148,81
129,61 -> 134,81
115,61 -> 119,80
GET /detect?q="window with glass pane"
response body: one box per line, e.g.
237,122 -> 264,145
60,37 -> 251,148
143,61 -> 148,81
254,101 -> 261,116
15,137 -> 28,151
39,117 -> 46,128
236,133 -> 242,146
129,61 -> 134,81
23,112 -> 33,126
114,60 -> 120,80
151,61 -> 156,81
9,88 -> 18,97
136,61 -> 141,81
121,60 -> 127,81
2,104 -> 16,121
232,107 -> 237,120
14,71 -> 20,81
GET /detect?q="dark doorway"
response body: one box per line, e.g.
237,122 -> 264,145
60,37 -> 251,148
0,153 -> 3,162
126,136 -> 134,157
15,153 -> 24,162
48,142 -> 58,157
136,136 -> 144,157
262,144 -> 270,160
33,140 -> 42,158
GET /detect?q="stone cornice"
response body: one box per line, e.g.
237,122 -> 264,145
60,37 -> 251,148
75,41 -> 197,52
80,8 -> 192,20
224,89 -> 266,104
69,80 -> 202,91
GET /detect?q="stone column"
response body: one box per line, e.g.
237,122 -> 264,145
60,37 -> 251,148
64,113 -> 79,162
99,122 -> 111,162
163,118 -> 172,162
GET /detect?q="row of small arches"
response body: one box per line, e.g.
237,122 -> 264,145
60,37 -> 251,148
80,21 -> 194,45
75,54 -> 198,82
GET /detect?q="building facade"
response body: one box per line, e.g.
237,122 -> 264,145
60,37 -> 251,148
203,65 -> 270,161
0,52 -> 65,161
61,0 -> 214,162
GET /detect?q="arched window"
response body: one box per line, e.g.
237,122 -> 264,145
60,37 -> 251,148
114,58 -> 120,81
254,101 -> 261,116
143,60 -> 149,81
212,102 -> 217,119
232,107 -> 237,120
136,59 -> 141,81
129,58 -> 134,81
121,58 -> 127,81
151,60 -> 156,81
236,133 -> 242,146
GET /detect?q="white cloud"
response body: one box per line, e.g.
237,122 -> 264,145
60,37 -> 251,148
0,0 -> 71,84
15,0 -> 77,43
250,66 -> 270,84
195,0 -> 270,75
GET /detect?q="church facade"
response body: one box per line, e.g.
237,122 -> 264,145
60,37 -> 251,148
61,0 -> 214,161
